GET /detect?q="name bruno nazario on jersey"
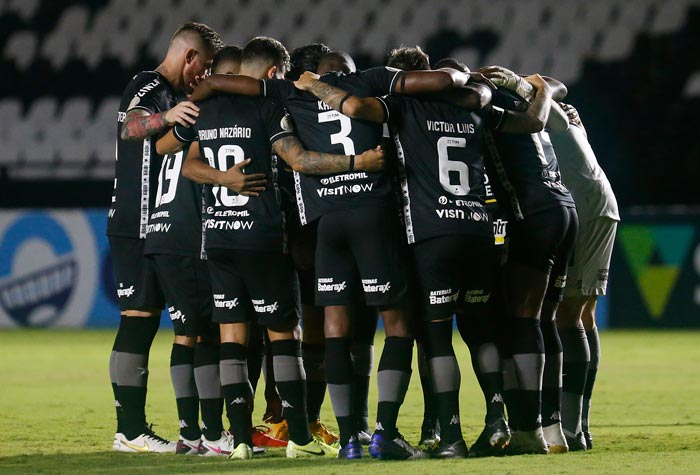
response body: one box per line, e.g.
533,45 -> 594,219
197,126 -> 252,140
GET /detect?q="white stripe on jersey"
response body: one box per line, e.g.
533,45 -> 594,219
483,130 -> 524,221
393,132 -> 416,244
139,138 -> 152,238
293,170 -> 308,226
200,190 -> 207,260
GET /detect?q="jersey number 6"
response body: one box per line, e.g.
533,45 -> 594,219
437,136 -> 471,196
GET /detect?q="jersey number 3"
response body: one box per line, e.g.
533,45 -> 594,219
318,111 -> 356,155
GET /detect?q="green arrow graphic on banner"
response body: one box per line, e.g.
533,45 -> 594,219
618,225 -> 695,319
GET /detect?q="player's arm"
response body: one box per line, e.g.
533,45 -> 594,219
182,141 -> 267,196
294,72 -> 386,122
273,135 -> 385,174
546,101 -> 569,133
499,74 -> 553,134
189,74 -> 263,102
428,83 -> 493,110
120,102 -> 199,141
156,129 -> 185,155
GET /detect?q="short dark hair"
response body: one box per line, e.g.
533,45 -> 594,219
286,43 -> 332,80
387,46 -> 430,71
317,51 -> 356,75
242,36 -> 291,74
172,22 -> 224,53
434,57 -> 469,73
212,45 -> 242,71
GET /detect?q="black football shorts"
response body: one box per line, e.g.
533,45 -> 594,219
206,248 -> 301,328
149,254 -> 215,338
315,206 -> 407,307
108,236 -> 165,312
412,234 -> 495,321
506,205 -> 579,302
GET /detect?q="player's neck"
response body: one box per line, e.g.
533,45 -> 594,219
155,62 -> 183,93
239,65 -> 266,80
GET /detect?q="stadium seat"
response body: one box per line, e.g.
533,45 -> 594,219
596,25 -> 636,61
3,30 -> 37,70
0,99 -> 23,167
7,0 -> 39,20
683,71 -> 700,98
650,0 -> 690,34
40,5 -> 90,69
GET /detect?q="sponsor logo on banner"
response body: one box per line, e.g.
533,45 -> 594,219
618,224 -> 695,319
0,211 -> 98,327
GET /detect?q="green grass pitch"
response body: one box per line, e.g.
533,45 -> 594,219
1,329 -> 699,474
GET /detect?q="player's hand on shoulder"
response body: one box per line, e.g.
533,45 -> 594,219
467,72 -> 497,90
294,71 -> 321,91
559,102 -> 582,128
524,74 -> 550,93
477,65 -> 518,88
164,101 -> 199,127
356,146 -> 385,173
220,158 -> 268,196
188,74 -> 208,93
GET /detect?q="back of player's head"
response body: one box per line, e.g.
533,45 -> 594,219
317,51 -> 356,75
242,36 -> 291,76
286,43 -> 332,80
387,46 -> 430,71
212,45 -> 242,74
434,57 -> 470,73
171,22 -> 224,57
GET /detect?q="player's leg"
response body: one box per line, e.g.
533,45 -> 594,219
109,237 -> 170,453
150,254 -> 206,454
415,235 -> 487,459
581,297 -> 600,449
539,207 -> 579,453
503,208 -> 571,455
457,238 -> 510,457
206,248 -> 253,458
347,206 -> 423,460
315,210 -> 361,456
350,302 -> 378,444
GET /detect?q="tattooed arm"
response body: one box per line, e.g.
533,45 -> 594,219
120,101 -> 200,141
272,136 -> 385,175
294,73 -> 386,123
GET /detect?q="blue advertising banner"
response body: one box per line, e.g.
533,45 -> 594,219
0,209 -> 168,328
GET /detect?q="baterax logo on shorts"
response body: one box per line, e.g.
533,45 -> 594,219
214,294 -> 239,309
168,305 -> 186,323
362,279 -> 391,293
317,278 -> 346,292
464,289 -> 490,304
429,288 -> 459,305
252,299 -> 279,314
116,283 -> 135,298
0,211 -> 97,327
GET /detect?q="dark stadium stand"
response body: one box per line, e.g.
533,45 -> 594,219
0,0 -> 698,206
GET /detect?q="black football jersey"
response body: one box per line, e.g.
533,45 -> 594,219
380,95 -> 503,244
176,95 -> 295,252
143,142 -> 206,259
485,88 -> 576,221
108,71 -> 179,238
262,67 -> 402,224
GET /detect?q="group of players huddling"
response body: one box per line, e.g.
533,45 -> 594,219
108,21 -> 619,460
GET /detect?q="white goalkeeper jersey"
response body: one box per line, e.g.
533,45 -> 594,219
550,123 -> 620,224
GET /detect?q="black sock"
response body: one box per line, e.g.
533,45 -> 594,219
325,337 -> 355,446
271,339 -> 311,444
302,342 -> 326,422
510,318 -> 544,432
220,342 -> 252,446
351,304 -> 377,433
559,325 -> 590,436
424,321 -> 462,444
458,313 -> 506,424
582,328 -> 600,433
416,340 -> 437,430
170,343 -> 200,440
540,318 -> 562,428
375,336 -> 413,440
247,323 -> 266,395
194,341 -> 224,441
109,349 -> 123,433
112,316 -> 160,439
